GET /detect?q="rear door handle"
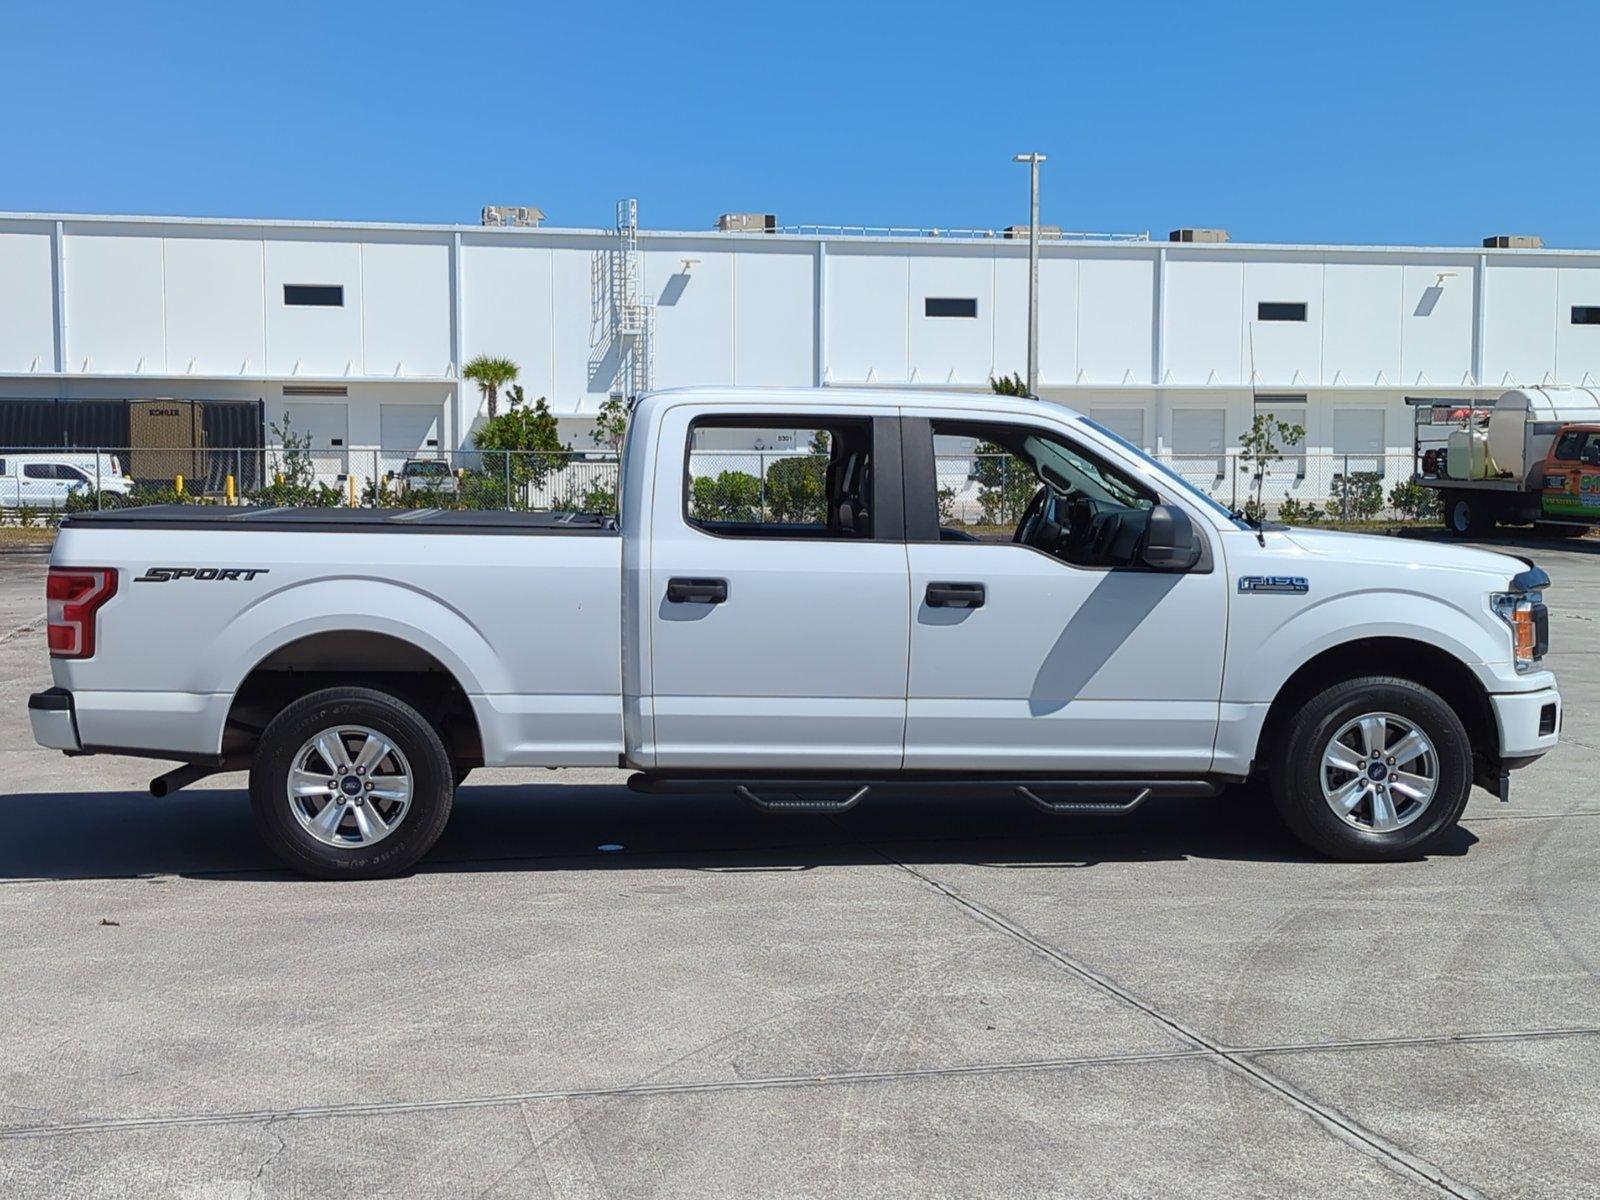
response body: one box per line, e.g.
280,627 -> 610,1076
667,577 -> 728,604
925,581 -> 986,609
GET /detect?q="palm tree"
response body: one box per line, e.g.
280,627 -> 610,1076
463,355 -> 519,421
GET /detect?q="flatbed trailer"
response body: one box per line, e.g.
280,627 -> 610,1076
1410,389 -> 1600,537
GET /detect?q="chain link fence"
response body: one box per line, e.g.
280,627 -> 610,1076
0,446 -> 1439,526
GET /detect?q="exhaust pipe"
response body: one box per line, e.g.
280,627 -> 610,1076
150,760 -> 241,797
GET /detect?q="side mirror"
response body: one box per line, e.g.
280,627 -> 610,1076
1141,504 -> 1202,571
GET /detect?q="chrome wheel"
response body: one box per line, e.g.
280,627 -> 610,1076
1320,712 -> 1439,833
286,725 -> 413,848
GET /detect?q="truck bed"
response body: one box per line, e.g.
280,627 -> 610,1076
61,505 -> 619,535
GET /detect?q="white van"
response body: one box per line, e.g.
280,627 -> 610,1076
0,453 -> 134,509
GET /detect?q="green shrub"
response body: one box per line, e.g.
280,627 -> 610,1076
1277,496 -> 1323,525
1388,479 -> 1440,521
691,471 -> 762,522
1326,472 -> 1384,522
763,455 -> 827,524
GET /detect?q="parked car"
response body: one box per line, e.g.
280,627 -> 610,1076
31,387 -> 1560,878
393,458 -> 459,499
0,453 -> 134,509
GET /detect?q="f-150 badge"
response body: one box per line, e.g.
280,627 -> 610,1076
1238,575 -> 1309,594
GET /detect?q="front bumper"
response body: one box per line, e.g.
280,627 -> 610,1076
1489,686 -> 1561,760
29,688 -> 82,752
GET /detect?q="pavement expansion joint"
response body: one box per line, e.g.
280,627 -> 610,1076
868,845 -> 1500,1200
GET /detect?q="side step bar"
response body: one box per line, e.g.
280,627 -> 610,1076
735,784 -> 869,814
628,773 -> 1220,815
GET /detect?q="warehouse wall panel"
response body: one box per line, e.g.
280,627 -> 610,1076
362,241 -> 450,377
263,239 -> 363,376
0,231 -> 55,373
733,245 -> 814,386
63,233 -> 165,374
164,236 -> 265,375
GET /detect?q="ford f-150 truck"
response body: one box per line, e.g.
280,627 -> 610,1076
31,387 -> 1561,878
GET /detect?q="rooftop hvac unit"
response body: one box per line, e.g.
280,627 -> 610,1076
481,205 -> 546,228
1484,234 -> 1543,249
716,212 -> 777,233
1169,228 -> 1230,243
1002,225 -> 1063,239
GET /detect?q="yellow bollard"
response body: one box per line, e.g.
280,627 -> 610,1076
348,475 -> 357,506
225,474 -> 236,505
174,474 -> 185,496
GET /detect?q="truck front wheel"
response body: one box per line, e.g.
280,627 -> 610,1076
249,686 -> 454,880
1269,677 -> 1472,861
1444,491 -> 1494,537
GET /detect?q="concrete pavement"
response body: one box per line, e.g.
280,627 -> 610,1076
1,535 -> 1597,1197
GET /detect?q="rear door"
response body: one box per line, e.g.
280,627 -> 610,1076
900,412 -> 1227,772
645,402 -> 909,769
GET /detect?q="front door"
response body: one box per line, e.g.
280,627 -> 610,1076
902,414 -> 1227,773
645,405 -> 909,770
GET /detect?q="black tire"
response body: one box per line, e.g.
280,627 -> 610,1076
1269,676 -> 1472,861
1533,522 -> 1591,539
249,686 -> 453,880
1444,491 -> 1494,538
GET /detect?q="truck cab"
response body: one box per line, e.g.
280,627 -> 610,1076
1540,424 -> 1600,522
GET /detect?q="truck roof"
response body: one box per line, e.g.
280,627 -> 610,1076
640,385 -> 1083,420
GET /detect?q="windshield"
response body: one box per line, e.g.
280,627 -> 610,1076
1078,416 -> 1250,529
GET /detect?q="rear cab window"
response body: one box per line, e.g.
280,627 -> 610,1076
684,415 -> 884,540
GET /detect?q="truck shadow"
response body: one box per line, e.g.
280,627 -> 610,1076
0,782 -> 1477,882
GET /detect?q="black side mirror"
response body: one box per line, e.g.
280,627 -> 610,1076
1141,504 -> 1202,571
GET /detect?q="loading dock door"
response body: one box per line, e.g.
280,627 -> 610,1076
379,404 -> 444,477
1169,408 -> 1227,495
1089,407 -> 1146,451
279,402 -> 349,484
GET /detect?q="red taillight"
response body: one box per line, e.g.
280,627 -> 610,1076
46,567 -> 117,659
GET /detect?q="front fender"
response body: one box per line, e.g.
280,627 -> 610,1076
1224,588 -> 1507,704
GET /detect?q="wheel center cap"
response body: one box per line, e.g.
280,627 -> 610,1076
340,775 -> 364,797
1367,762 -> 1389,782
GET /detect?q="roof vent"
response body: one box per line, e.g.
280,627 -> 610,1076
1002,225 -> 1063,240
481,205 -> 545,228
1483,234 -> 1543,249
716,212 -> 777,233
1169,228 -> 1230,243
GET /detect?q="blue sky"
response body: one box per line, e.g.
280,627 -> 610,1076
3,0 -> 1596,246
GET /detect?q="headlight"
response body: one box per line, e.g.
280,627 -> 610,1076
1491,591 -> 1547,670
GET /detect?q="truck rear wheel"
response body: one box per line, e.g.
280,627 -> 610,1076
1444,491 -> 1494,537
1269,677 -> 1472,861
249,686 -> 454,880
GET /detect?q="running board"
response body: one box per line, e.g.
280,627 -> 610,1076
628,773 -> 1219,815
735,784 -> 869,814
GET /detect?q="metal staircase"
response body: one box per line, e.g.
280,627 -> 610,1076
588,199 -> 654,399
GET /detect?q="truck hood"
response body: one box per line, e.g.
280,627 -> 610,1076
1282,528 -> 1528,581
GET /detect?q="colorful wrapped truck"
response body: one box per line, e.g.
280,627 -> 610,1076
1413,387 -> 1600,538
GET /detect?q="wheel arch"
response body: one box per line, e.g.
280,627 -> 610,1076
1254,636 -> 1497,774
225,630 -> 484,766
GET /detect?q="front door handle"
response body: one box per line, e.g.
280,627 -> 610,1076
925,581 -> 986,609
667,577 -> 729,604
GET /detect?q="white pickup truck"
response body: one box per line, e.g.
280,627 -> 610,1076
31,387 -> 1561,877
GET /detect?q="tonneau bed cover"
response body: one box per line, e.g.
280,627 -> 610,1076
61,505 -> 618,535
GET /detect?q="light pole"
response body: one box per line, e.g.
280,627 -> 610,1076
1012,152 -> 1046,396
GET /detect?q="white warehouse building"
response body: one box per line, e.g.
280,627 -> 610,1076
3,205 -> 1599,496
